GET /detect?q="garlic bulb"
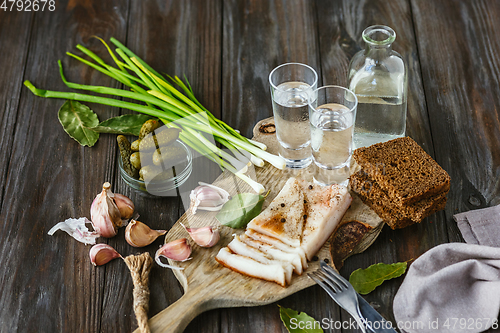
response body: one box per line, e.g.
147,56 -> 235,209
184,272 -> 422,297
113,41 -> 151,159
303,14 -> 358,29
89,243 -> 122,266
113,193 -> 135,219
90,182 -> 122,238
155,238 -> 191,270
189,182 -> 230,214
125,219 -> 166,247
181,223 -> 220,248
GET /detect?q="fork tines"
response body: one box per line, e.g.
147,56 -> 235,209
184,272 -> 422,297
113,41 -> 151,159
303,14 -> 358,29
308,270 -> 343,293
320,261 -> 350,287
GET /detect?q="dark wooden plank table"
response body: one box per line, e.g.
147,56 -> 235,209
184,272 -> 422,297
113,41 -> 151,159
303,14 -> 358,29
0,0 -> 499,332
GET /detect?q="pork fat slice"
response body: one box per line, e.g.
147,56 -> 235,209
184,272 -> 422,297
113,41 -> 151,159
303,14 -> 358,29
239,234 -> 304,275
245,229 -> 308,270
246,178 -> 304,247
215,247 -> 288,287
227,235 -> 293,285
300,181 -> 352,260
215,177 -> 351,287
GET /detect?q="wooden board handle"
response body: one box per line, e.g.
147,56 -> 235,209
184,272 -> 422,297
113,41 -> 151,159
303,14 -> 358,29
134,288 -> 206,333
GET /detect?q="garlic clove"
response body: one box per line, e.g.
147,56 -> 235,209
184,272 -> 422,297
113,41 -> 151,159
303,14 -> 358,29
90,182 -> 122,238
113,193 -> 135,220
155,238 -> 191,270
125,219 -> 166,247
189,182 -> 230,214
89,243 -> 122,266
181,223 -> 220,248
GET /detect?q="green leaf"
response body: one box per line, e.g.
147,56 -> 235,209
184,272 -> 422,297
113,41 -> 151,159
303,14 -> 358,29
279,305 -> 324,333
216,193 -> 265,229
349,262 -> 407,295
58,100 -> 99,147
92,114 -> 154,136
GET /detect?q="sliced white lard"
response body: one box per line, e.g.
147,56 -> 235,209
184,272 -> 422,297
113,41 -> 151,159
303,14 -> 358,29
240,234 -> 304,275
245,229 -> 308,270
215,247 -> 288,287
246,177 -> 305,247
300,182 -> 352,261
227,235 -> 293,285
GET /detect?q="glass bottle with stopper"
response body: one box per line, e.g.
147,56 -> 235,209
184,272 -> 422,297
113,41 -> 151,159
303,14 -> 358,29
348,25 -> 407,148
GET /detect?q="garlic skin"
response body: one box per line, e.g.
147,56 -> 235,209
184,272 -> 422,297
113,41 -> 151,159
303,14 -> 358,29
125,219 -> 166,247
181,223 -> 220,248
155,238 -> 191,270
113,193 -> 135,219
90,182 -> 122,238
189,182 -> 230,214
89,243 -> 122,266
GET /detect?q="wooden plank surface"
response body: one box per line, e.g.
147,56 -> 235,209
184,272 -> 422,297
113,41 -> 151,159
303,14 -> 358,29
0,0 -> 499,332
0,1 -> 129,332
411,0 -> 500,240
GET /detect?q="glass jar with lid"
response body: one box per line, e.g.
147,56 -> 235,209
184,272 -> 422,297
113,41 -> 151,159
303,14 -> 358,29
348,25 -> 407,148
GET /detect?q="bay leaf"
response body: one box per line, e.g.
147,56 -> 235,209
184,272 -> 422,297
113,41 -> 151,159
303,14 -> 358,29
216,193 -> 265,229
58,100 -> 99,147
92,114 -> 155,136
349,262 -> 407,295
279,305 -> 324,333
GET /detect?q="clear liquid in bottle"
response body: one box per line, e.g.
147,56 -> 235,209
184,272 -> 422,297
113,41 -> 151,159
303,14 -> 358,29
348,25 -> 407,148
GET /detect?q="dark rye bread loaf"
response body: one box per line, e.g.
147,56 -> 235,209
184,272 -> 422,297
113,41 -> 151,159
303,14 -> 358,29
352,137 -> 450,207
350,170 -> 448,229
356,191 -> 447,229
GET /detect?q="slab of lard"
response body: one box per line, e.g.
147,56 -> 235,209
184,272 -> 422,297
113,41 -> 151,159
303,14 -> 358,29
300,181 -> 352,261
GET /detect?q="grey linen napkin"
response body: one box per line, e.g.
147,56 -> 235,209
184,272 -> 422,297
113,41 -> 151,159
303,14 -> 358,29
454,204 -> 500,247
393,205 -> 500,333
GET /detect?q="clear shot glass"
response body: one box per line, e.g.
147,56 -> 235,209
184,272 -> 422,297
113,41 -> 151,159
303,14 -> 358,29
269,63 -> 318,169
308,85 -> 358,185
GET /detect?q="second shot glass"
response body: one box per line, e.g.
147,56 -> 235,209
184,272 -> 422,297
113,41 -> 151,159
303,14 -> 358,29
308,85 -> 358,185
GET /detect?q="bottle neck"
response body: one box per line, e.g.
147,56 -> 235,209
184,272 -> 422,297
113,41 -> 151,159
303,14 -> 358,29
364,43 -> 392,61
362,25 -> 396,58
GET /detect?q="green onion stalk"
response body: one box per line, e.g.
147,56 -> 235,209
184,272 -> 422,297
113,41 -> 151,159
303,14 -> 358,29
23,37 -> 285,193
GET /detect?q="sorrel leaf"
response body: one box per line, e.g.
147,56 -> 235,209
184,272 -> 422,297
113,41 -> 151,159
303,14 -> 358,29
279,305 -> 324,333
349,262 -> 407,295
92,114 -> 154,136
216,193 -> 265,229
58,100 -> 99,147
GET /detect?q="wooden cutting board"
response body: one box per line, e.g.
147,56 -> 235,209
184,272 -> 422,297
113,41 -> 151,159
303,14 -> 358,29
141,118 -> 384,333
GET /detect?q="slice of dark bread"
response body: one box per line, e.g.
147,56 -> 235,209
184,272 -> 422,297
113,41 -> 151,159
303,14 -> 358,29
350,170 -> 448,224
352,137 -> 450,206
355,188 -> 447,229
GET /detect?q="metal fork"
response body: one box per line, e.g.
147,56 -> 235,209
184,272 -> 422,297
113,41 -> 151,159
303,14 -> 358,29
308,261 -> 368,333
